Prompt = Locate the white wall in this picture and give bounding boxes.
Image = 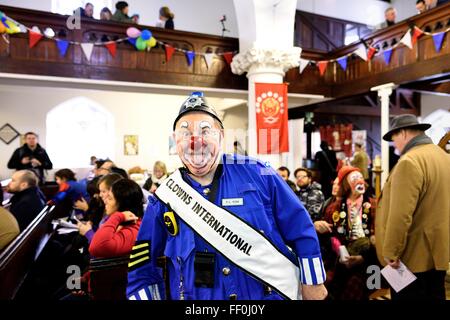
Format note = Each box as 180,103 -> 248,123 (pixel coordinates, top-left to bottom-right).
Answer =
297,0 -> 390,26
0,0 -> 239,37
420,93 -> 450,118
392,0 -> 420,22
0,83 -> 249,180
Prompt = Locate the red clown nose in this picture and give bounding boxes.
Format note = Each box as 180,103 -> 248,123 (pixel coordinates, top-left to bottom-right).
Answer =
190,136 -> 203,150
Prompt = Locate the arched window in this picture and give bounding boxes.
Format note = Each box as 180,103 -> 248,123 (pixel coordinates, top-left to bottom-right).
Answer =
46,97 -> 114,169
52,0 -> 112,19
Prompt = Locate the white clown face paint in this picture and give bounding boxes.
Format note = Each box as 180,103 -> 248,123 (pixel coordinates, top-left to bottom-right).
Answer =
348,171 -> 365,195
174,112 -> 223,177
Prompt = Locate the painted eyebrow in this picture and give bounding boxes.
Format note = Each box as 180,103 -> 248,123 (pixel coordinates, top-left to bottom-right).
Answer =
199,121 -> 212,129
179,121 -> 189,128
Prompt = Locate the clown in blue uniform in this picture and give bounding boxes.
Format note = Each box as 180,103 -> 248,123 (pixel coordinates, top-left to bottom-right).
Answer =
127,92 -> 327,300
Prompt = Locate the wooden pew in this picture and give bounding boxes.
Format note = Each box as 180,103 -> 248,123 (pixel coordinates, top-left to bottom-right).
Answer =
88,256 -> 170,300
0,198 -> 74,300
0,205 -> 54,299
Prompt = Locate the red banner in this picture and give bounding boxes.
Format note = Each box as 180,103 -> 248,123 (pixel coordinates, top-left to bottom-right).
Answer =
255,83 -> 289,154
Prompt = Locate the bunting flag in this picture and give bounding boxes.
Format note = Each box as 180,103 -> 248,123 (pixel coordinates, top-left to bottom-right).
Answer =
164,44 -> 175,62
105,42 -> 116,58
81,43 -> 94,61
255,82 -> 289,154
223,52 -> 233,65
317,61 -> 328,76
432,32 -> 445,52
354,46 -> 368,61
400,30 -> 413,49
383,48 -> 393,65
412,27 -> 424,45
56,39 -> 69,57
185,51 -> 195,66
299,58 -> 310,74
367,46 -> 377,60
337,56 -> 348,71
204,53 -> 214,69
29,30 -> 43,48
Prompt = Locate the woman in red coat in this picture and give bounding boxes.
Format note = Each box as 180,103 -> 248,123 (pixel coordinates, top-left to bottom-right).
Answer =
89,178 -> 144,258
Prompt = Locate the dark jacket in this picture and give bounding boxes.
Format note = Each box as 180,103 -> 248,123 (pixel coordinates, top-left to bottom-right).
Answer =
111,10 -> 134,23
9,186 -> 46,231
165,18 -> 174,30
7,144 -> 53,184
297,181 -> 325,221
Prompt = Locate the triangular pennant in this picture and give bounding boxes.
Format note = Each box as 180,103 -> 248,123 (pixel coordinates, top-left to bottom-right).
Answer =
367,46 -> 377,60
29,30 -> 43,49
223,52 -> 233,65
185,51 -> 195,66
354,46 -> 368,61
337,56 -> 348,71
383,48 -> 393,65
317,61 -> 328,76
165,44 -> 175,62
56,40 -> 69,57
400,30 -> 413,49
81,43 -> 94,61
204,53 -> 214,69
299,58 -> 310,74
412,27 -> 424,46
105,42 -> 116,58
432,32 -> 445,53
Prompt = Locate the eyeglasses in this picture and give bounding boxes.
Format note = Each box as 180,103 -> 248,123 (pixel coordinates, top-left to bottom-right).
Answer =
296,175 -> 308,179
175,128 -> 220,141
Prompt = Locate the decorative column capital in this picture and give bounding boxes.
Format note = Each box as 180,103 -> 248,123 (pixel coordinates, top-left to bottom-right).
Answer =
231,46 -> 302,76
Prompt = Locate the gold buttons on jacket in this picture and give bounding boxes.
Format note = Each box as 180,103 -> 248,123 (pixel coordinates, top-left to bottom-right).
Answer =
222,267 -> 231,276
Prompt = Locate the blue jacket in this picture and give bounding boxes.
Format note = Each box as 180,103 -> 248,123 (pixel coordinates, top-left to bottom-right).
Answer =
127,154 -> 325,300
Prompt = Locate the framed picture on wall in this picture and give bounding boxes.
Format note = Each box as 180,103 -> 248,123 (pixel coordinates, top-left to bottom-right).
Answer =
124,135 -> 139,156
0,123 -> 20,145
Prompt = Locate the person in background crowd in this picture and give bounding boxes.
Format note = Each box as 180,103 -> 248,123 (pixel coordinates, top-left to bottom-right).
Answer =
276,166 -> 297,193
89,179 -> 143,258
143,161 -> 168,193
294,168 -> 325,221
96,159 -> 115,176
6,170 -> 45,231
376,114 -> 450,300
110,166 -> 129,179
76,173 -> 124,241
416,0 -> 427,13
158,6 -> 174,30
111,1 -> 134,23
75,3 -> 94,19
100,7 -> 112,20
7,132 -> 53,185
314,141 -> 338,199
50,169 -> 89,209
131,13 -> 140,24
350,143 -> 369,181
323,166 -> 377,300
376,7 -> 397,29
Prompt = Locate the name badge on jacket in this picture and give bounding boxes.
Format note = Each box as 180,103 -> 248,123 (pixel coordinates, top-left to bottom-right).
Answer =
222,198 -> 244,206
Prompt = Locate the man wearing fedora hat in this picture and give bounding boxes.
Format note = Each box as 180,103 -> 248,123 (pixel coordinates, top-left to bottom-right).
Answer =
376,114 -> 450,300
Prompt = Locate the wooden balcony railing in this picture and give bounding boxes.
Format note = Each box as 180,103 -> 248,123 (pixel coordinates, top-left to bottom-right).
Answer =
0,5 -> 247,91
0,4 -> 449,99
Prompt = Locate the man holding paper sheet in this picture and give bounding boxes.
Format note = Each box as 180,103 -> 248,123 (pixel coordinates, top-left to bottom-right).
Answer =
127,92 -> 327,300
376,114 -> 450,300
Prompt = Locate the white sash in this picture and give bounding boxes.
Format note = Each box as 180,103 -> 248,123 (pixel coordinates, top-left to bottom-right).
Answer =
155,169 -> 300,300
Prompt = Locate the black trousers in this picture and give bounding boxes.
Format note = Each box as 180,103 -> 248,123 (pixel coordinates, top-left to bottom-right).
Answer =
390,269 -> 446,300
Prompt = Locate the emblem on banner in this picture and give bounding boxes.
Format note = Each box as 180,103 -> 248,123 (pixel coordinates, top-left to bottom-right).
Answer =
255,91 -> 285,124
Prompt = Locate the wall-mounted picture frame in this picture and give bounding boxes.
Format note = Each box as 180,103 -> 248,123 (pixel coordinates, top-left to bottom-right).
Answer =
0,123 -> 20,145
124,135 -> 139,156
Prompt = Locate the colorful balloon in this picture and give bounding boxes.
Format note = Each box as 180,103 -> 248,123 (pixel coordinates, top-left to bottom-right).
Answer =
135,36 -> 147,51
146,37 -> 157,48
126,27 -> 141,38
5,20 -> 20,34
141,29 -> 152,41
0,23 -> 6,34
